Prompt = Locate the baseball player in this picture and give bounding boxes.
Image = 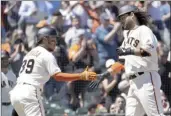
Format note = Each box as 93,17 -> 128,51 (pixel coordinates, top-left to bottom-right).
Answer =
9,27 -> 97,116
117,5 -> 165,116
1,50 -> 17,116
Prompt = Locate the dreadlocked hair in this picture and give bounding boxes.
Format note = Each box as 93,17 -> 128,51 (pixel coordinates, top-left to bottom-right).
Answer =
134,11 -> 150,26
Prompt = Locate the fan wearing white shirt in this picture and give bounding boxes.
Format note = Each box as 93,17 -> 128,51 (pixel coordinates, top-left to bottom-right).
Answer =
1,50 -> 17,116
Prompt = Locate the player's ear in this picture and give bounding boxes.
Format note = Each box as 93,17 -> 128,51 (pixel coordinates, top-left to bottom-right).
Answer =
41,37 -> 47,44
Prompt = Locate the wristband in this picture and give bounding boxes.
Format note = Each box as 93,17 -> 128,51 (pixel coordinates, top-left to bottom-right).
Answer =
100,71 -> 111,78
126,48 -> 134,55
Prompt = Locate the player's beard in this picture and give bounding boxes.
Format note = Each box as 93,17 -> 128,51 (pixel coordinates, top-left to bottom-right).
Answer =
48,48 -> 54,52
123,17 -> 134,30
47,40 -> 56,52
47,45 -> 55,52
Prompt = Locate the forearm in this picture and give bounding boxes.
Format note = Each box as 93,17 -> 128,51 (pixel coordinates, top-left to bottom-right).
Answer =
9,50 -> 18,61
101,71 -> 118,93
163,13 -> 171,21
117,47 -> 151,57
104,29 -> 117,42
133,48 -> 151,56
53,72 -> 80,81
72,47 -> 85,62
23,50 -> 28,54
104,23 -> 121,42
4,3 -> 17,14
91,53 -> 99,71
104,80 -> 117,93
100,70 -> 111,77
134,49 -> 143,56
165,13 -> 170,19
143,1 -> 150,12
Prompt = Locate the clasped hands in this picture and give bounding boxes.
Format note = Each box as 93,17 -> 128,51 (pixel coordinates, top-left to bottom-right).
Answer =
80,62 -> 124,81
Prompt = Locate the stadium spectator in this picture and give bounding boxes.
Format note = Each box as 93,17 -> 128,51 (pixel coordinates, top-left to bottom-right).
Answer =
160,1 -> 170,49
109,95 -> 125,114
93,12 -> 119,72
4,1 -> 21,33
87,103 -> 97,116
160,90 -> 171,114
157,42 -> 171,106
69,1 -> 89,28
10,39 -> 27,77
1,50 -> 17,116
100,59 -> 120,110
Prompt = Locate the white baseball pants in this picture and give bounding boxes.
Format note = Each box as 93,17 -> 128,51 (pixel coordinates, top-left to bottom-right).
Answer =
9,83 -> 45,116
126,71 -> 165,116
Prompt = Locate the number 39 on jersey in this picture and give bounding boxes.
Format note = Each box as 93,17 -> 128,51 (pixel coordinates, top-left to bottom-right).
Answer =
19,59 -> 35,74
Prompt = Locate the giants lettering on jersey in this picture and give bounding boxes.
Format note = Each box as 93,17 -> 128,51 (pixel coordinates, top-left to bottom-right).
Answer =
124,37 -> 140,48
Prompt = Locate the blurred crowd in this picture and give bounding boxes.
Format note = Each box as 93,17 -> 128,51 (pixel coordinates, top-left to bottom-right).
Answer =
1,1 -> 171,116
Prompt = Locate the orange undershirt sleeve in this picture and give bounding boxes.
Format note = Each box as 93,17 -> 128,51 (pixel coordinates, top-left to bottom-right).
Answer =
52,72 -> 81,81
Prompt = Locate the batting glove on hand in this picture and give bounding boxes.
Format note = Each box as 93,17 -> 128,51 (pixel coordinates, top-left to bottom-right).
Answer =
117,48 -> 134,56
108,62 -> 124,74
80,66 -> 97,81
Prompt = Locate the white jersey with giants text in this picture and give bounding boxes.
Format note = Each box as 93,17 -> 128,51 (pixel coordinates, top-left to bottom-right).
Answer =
120,25 -> 159,75
17,46 -> 61,88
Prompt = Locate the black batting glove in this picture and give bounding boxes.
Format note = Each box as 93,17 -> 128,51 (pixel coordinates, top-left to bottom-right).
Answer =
117,48 -> 134,56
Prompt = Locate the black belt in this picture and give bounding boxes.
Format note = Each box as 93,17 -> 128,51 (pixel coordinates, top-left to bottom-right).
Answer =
129,72 -> 144,80
23,82 -> 32,86
2,102 -> 11,106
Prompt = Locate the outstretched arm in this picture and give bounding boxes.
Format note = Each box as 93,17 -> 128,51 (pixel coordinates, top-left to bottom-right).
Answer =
52,67 -> 97,81
52,72 -> 82,81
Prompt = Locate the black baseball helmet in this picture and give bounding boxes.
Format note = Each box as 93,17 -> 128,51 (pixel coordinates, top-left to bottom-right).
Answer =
118,5 -> 138,19
1,50 -> 10,59
36,26 -> 60,43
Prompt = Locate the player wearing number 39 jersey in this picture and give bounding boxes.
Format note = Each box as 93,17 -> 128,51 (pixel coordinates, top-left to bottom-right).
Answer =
117,5 -> 165,116
9,27 -> 97,116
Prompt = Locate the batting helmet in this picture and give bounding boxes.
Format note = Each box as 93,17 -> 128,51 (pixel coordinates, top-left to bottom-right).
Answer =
37,27 -> 60,43
118,5 -> 138,18
1,50 -> 10,58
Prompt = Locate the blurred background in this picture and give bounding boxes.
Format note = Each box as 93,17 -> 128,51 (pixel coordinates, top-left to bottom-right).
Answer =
1,1 -> 171,116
